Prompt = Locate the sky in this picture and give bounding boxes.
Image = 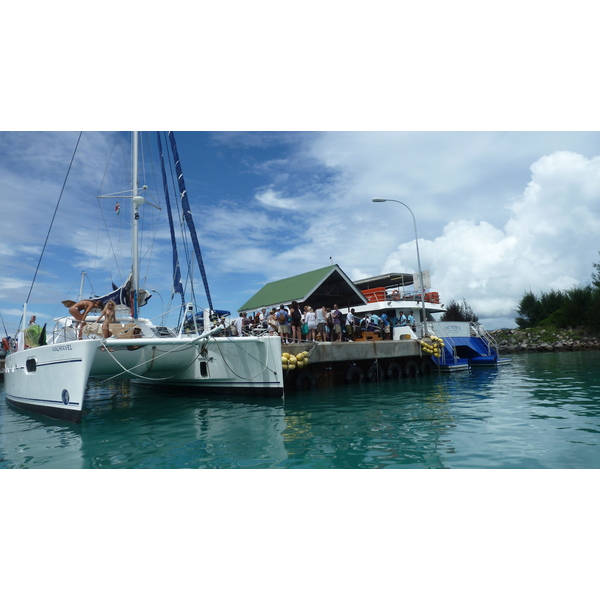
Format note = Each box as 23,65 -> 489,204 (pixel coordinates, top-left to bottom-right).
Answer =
1,130 -> 600,334
2,4 -> 599,337
4,3 -> 600,592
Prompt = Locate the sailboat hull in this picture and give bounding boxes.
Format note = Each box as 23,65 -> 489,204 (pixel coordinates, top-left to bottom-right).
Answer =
5,397 -> 85,423
134,335 -> 284,396
3,338 -> 178,421
4,340 -> 104,422
4,335 -> 284,421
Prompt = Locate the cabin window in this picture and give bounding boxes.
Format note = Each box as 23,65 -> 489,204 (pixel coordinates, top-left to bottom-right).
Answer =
26,358 -> 37,372
199,361 -> 208,377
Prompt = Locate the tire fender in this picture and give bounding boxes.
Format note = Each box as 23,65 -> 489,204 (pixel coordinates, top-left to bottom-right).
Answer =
404,360 -> 420,377
345,365 -> 364,384
295,371 -> 317,391
387,362 -> 403,379
367,363 -> 384,382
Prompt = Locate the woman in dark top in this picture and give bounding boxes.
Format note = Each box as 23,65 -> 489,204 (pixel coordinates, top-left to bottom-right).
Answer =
290,300 -> 302,344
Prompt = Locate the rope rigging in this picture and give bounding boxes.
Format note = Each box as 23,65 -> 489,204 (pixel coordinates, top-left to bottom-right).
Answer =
25,132 -> 83,304
168,131 -> 214,313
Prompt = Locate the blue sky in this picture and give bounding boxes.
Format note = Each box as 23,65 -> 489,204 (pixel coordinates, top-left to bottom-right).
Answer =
2,130 -> 600,335
4,2 -> 599,590
2,2 -> 599,337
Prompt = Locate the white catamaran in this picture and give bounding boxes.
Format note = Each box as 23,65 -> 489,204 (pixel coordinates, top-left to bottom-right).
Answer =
4,132 -> 283,422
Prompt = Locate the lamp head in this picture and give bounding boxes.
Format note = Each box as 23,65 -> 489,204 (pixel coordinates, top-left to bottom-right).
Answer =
372,198 -> 387,203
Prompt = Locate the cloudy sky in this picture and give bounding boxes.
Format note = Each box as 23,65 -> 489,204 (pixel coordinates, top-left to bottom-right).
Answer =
4,3 -> 599,587
1,130 -> 600,334
2,2 -> 599,336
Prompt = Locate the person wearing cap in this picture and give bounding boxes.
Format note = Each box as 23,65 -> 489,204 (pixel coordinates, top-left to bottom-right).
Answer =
258,307 -> 267,330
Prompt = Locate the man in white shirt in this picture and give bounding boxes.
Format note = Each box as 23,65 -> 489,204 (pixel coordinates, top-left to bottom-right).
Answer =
345,308 -> 357,340
234,313 -> 245,337
315,305 -> 327,341
257,307 -> 267,331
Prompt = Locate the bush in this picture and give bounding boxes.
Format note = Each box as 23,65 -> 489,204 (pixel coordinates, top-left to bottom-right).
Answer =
516,282 -> 600,332
441,298 -> 478,322
516,291 -> 539,328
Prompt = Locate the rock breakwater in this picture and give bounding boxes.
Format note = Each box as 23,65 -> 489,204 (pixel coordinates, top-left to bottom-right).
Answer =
490,327 -> 600,353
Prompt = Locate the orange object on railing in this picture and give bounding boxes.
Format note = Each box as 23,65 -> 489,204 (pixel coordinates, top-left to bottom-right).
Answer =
425,292 -> 440,304
362,287 -> 386,303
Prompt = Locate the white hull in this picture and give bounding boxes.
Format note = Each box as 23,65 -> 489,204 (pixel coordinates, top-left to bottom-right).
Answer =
5,339 -> 125,421
4,334 -> 284,422
134,335 -> 284,394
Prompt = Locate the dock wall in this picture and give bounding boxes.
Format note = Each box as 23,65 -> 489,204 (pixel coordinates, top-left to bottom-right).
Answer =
282,340 -> 434,390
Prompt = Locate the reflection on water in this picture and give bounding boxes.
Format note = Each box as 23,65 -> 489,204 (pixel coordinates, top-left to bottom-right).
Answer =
281,378 -> 456,469
2,350 -> 600,468
78,383 -> 289,469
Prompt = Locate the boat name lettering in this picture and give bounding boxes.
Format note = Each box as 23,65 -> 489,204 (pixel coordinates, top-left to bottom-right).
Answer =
53,344 -> 73,352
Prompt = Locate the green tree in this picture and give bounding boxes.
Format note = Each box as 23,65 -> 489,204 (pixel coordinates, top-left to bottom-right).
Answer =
514,250 -> 600,331
592,252 -> 600,290
539,290 -> 566,320
516,290 -> 540,328
441,298 -> 478,322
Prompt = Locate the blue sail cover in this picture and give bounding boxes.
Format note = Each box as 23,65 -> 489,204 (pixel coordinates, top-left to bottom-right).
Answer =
157,132 -> 185,301
168,131 -> 214,313
92,276 -> 150,309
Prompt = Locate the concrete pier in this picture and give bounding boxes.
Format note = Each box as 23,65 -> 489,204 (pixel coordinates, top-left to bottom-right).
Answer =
281,339 -> 434,390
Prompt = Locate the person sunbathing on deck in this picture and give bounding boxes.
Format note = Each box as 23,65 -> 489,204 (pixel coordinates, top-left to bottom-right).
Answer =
68,299 -> 104,339
96,300 -> 117,338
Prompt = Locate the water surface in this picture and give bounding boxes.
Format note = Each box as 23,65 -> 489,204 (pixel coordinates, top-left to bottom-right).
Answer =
2,351 -> 600,468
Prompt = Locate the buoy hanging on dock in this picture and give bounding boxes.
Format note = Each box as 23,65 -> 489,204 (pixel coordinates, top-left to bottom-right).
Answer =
282,350 -> 310,370
420,338 -> 444,356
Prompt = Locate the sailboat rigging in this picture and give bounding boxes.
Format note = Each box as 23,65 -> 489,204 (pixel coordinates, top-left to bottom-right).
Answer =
4,131 -> 283,422
156,132 -> 185,303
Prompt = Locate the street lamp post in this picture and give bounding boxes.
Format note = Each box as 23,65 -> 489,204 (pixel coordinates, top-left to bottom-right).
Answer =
151,289 -> 164,326
372,198 -> 427,335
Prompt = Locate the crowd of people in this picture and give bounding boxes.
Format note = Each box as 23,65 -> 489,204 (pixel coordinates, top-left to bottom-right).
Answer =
226,304 -> 417,344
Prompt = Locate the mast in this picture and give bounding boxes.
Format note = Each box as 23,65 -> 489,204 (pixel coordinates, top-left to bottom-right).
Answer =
77,271 -> 85,301
131,132 -> 142,318
168,131 -> 214,313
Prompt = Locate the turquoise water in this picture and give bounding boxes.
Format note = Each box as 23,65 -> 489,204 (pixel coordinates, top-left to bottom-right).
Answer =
1,350 -> 600,468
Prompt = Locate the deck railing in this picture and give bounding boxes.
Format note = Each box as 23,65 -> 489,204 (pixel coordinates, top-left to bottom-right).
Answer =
362,287 -> 441,304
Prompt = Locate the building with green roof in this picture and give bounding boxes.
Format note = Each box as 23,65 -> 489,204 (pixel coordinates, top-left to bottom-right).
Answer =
238,265 -> 368,313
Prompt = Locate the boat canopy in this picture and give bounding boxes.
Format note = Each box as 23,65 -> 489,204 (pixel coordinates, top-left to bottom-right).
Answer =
353,272 -> 415,291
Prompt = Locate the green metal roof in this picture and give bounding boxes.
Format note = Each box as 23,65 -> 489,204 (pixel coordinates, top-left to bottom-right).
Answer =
238,264 -> 368,313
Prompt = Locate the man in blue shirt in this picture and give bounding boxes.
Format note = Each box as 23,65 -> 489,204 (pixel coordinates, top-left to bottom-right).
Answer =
380,313 -> 391,339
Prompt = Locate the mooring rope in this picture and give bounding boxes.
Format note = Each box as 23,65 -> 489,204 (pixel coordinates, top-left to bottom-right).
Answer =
212,335 -> 277,381
99,336 -> 205,382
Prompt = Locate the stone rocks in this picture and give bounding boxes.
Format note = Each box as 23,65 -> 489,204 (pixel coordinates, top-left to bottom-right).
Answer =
489,327 -> 600,353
